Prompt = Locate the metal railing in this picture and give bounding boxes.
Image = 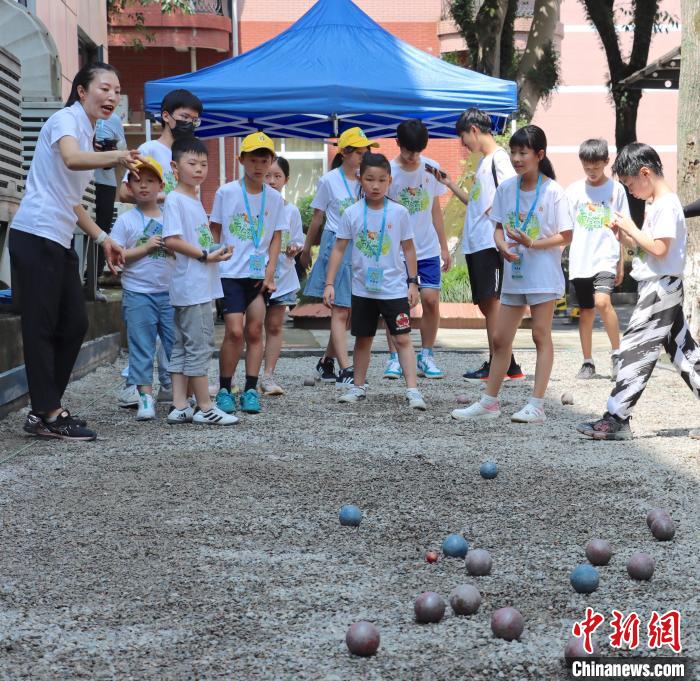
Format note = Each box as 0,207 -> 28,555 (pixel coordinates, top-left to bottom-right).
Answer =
192,0 -> 223,14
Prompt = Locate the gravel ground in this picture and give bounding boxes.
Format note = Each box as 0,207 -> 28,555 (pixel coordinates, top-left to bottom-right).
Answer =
0,347 -> 698,681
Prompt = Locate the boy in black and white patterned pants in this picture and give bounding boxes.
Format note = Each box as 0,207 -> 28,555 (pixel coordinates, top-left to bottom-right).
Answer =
578,143 -> 700,440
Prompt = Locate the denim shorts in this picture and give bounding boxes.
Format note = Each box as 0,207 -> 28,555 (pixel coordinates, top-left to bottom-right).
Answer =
269,290 -> 298,306
500,291 -> 559,307
304,228 -> 352,308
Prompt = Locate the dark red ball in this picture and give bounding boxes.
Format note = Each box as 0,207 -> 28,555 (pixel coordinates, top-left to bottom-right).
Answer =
585,539 -> 613,566
646,508 -> 670,529
650,516 -> 675,541
491,607 -> 524,641
414,592 -> 446,624
564,636 -> 599,665
345,621 -> 380,657
425,550 -> 439,564
626,552 -> 655,581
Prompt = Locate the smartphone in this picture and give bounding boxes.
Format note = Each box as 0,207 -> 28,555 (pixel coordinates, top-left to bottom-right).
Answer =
425,162 -> 446,179
208,243 -> 222,253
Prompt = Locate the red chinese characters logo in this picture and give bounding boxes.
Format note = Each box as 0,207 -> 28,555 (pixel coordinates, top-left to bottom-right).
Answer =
572,608 -> 605,654
609,610 -> 641,650
647,610 -> 682,653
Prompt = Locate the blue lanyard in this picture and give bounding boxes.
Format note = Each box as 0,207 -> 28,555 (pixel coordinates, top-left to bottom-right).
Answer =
363,197 -> 388,262
338,168 -> 359,203
136,207 -> 162,237
241,179 -> 266,250
514,174 -> 542,233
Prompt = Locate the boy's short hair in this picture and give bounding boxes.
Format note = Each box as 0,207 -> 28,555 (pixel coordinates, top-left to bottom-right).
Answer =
455,108 -> 492,135
612,142 -> 664,178
578,138 -> 609,163
161,89 -> 203,116
396,119 -> 429,153
360,152 -> 391,176
239,148 -> 275,160
171,136 -> 208,163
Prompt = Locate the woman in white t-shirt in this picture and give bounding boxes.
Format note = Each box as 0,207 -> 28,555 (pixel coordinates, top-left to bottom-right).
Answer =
9,63 -> 140,441
451,125 -> 573,424
300,127 -> 377,388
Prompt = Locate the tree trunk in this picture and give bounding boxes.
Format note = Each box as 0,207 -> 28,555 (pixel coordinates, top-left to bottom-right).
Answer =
515,0 -> 561,119
677,0 -> 700,334
474,0 -> 510,76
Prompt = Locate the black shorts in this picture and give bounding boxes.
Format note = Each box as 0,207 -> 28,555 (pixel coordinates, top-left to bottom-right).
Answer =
464,248 -> 503,304
351,295 -> 411,337
221,278 -> 269,314
570,272 -> 615,309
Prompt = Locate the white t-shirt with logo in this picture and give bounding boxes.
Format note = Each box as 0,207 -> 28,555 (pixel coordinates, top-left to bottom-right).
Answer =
462,147 -> 516,255
311,168 -> 361,233
162,191 -> 222,307
567,178 -> 630,279
337,199 -> 414,300
124,139 -> 176,195
631,193 -> 687,282
388,156 -> 446,261
210,180 -> 286,280
490,176 -> 573,295
11,102 -> 95,249
272,202 -> 304,300
110,207 -> 173,294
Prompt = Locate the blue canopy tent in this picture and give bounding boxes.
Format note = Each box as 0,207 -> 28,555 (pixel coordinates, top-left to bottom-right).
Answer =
144,0 -> 517,139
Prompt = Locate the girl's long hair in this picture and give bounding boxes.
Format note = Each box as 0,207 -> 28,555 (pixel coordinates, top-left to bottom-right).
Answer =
509,125 -> 555,180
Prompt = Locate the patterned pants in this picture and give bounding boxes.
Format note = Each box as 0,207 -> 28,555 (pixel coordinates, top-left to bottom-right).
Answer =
607,276 -> 700,419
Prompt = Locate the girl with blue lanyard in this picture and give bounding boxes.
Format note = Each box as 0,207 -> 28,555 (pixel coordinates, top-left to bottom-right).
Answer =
451,125 -> 573,424
300,127 -> 377,388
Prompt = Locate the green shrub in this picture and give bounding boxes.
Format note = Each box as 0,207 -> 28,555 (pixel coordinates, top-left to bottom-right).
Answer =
440,264 -> 472,303
296,195 -> 318,234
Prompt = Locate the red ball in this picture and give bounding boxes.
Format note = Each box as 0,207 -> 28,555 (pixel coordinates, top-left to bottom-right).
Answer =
585,539 -> 613,566
650,516 -> 675,541
646,508 -> 670,529
564,636 -> 599,665
449,584 -> 481,616
345,621 -> 380,657
425,550 -> 439,564
414,592 -> 446,624
491,607 -> 524,641
465,548 -> 492,576
626,552 -> 655,581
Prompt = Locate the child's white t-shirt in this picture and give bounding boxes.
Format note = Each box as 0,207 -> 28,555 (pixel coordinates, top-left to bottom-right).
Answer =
110,207 -> 172,294
337,199 -> 414,300
210,180 -> 286,280
124,139 -> 176,194
567,178 -> 630,279
462,147 -> 516,255
162,191 -> 223,307
311,168 -> 361,233
272,202 -> 304,300
631,193 -> 686,281
490,176 -> 573,295
388,156 -> 446,261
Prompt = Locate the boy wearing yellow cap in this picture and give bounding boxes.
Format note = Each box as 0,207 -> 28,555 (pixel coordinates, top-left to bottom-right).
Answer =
209,132 -> 286,415
300,127 -> 378,388
111,157 -> 175,420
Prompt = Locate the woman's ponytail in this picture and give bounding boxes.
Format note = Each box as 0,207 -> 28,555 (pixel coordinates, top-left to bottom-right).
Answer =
65,62 -> 119,108
331,153 -> 344,170
538,157 -> 556,180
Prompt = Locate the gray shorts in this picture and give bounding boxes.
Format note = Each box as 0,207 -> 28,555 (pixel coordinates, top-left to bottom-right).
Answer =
500,291 -> 559,307
168,302 -> 215,377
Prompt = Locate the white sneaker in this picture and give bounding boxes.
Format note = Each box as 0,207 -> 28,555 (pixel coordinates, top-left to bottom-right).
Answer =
383,356 -> 402,379
193,406 -> 239,425
451,400 -> 501,420
511,402 -> 546,423
260,375 -> 285,396
338,385 -> 366,403
117,383 -> 140,408
156,385 -> 173,403
136,393 -> 156,421
406,388 -> 427,410
167,405 -> 194,424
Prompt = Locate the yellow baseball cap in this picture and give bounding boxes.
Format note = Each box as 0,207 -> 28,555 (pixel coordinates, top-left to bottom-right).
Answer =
133,156 -> 164,182
240,131 -> 275,154
336,126 -> 379,149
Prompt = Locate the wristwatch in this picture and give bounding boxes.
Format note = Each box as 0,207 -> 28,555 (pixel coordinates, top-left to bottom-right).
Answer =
198,249 -> 208,263
406,276 -> 419,285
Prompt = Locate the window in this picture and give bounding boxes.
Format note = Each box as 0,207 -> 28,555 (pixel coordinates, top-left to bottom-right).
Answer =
273,138 -> 327,205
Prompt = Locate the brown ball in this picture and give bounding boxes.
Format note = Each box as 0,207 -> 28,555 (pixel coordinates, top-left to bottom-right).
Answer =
561,392 -> 574,405
585,539 -> 613,566
449,584 -> 481,616
345,621 -> 380,657
491,606 -> 524,641
564,636 -> 599,665
646,508 -> 670,529
626,552 -> 655,581
414,592 -> 446,624
650,516 -> 675,541
465,548 -> 492,576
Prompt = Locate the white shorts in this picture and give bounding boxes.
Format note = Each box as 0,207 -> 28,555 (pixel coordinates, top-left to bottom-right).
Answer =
500,292 -> 559,307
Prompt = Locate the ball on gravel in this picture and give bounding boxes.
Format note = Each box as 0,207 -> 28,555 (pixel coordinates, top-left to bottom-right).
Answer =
456,394 -> 470,404
449,584 -> 481,616
338,504 -> 363,527
646,508 -> 671,529
414,591 -> 446,624
564,636 -> 599,664
570,564 -> 600,594
650,516 -> 676,541
303,377 -> 316,387
479,461 -> 498,479
465,548 -> 492,576
561,392 -> 574,405
585,539 -> 613,566
345,621 -> 380,657
627,552 -> 655,581
491,607 -> 524,641
425,550 -> 439,564
442,533 -> 469,558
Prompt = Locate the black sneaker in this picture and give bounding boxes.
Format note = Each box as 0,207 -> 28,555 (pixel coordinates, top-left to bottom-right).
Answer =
576,412 -> 632,441
23,411 -> 45,435
35,410 -> 97,442
506,356 -> 525,381
336,366 -> 354,389
316,356 -> 337,383
463,360 -> 490,382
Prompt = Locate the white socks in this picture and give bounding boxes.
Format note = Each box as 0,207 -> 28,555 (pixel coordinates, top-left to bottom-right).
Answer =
528,396 -> 544,409
480,394 -> 499,407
